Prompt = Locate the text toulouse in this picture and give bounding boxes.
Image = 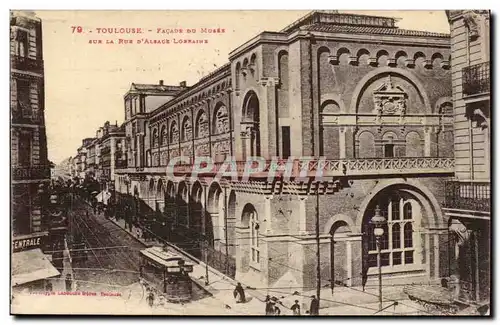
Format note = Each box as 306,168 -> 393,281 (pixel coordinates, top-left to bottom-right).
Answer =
93,27 -> 225,34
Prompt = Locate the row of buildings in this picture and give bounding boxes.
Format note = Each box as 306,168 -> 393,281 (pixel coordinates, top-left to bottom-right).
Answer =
67,121 -> 126,192
67,10 -> 490,307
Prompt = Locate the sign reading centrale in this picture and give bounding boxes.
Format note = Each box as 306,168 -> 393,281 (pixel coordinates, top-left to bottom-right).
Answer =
12,233 -> 48,253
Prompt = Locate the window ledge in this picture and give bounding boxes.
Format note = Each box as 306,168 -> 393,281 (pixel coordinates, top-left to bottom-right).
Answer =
367,263 -> 425,276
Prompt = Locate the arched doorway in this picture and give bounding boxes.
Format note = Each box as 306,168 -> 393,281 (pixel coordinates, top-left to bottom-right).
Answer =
207,182 -> 223,248
173,181 -> 190,251
148,178 -> 155,207
240,203 -> 259,274
241,91 -> 260,159
329,220 -> 352,288
227,190 -> 236,257
189,181 -> 203,259
156,179 -> 164,211
361,186 -> 426,286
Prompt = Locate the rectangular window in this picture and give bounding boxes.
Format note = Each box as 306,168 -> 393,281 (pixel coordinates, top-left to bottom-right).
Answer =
17,79 -> 31,115
393,252 -> 402,265
404,251 -> 414,264
15,29 -> 29,57
384,144 -> 395,158
18,133 -> 31,166
281,126 -> 291,159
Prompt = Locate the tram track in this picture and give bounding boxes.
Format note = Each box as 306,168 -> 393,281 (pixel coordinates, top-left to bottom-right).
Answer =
67,196 -> 211,302
69,199 -> 144,287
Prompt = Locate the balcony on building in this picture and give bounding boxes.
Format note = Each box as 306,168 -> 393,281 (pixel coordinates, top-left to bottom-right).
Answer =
11,108 -> 43,125
462,61 -> 490,99
10,55 -> 44,74
151,156 -> 455,179
444,180 -> 490,217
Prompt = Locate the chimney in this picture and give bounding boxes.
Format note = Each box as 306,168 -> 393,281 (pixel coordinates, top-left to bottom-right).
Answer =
159,80 -> 164,86
179,81 -> 187,87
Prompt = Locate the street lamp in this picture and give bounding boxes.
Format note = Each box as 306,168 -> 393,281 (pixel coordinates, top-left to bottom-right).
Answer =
370,205 -> 386,312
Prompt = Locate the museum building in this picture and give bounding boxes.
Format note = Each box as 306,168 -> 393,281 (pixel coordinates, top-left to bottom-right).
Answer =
115,11 -> 455,291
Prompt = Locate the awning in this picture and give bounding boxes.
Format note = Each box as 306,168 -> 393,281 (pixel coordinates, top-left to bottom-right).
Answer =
12,248 -> 61,286
95,191 -> 111,204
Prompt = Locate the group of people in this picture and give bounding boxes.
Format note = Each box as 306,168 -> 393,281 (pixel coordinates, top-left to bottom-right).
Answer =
234,282 -> 320,316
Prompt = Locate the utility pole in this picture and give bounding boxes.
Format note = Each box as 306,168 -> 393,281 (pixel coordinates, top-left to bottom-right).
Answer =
315,181 -> 321,312
223,185 -> 229,275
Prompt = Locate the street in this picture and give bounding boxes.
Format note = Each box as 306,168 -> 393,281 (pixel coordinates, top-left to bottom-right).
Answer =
67,196 -> 209,302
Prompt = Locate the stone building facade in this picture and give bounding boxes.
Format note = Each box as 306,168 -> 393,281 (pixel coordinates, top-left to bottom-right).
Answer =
115,11 -> 454,291
444,10 -> 490,305
10,11 -> 50,236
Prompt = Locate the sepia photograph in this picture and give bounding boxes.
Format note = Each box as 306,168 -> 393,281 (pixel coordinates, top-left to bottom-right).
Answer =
9,9 -> 491,316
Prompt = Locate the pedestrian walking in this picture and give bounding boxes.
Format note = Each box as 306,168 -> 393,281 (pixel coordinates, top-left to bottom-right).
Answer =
65,274 -> 72,292
291,300 -> 301,316
45,281 -> 53,292
146,291 -> 155,307
233,282 -> 246,303
273,302 -> 281,316
309,295 -> 319,316
265,295 -> 273,315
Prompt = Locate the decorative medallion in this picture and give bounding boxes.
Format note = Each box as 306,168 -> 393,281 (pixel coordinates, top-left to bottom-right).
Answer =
372,75 -> 408,122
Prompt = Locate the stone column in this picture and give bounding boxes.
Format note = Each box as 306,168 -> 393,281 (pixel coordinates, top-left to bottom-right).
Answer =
346,240 -> 353,286
349,235 -> 363,286
240,127 -> 252,161
298,197 -> 308,235
235,227 -> 250,279
339,127 -> 346,159
424,127 -> 432,157
259,78 -> 279,158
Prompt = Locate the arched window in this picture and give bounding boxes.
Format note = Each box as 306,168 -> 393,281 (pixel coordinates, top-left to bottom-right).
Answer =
152,128 -> 159,148
160,125 -> 167,146
213,105 -> 229,135
195,110 -> 209,138
181,116 -> 192,141
250,211 -> 260,264
367,197 -> 416,268
169,121 -> 179,144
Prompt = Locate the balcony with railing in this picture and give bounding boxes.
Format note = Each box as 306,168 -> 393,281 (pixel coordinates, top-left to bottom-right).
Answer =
136,157 -> 455,178
10,55 -> 44,74
12,165 -> 51,181
463,62 -> 490,97
11,108 -> 43,125
444,180 -> 490,214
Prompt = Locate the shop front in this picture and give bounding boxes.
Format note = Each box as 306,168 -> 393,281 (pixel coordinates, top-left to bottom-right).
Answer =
12,233 -> 60,294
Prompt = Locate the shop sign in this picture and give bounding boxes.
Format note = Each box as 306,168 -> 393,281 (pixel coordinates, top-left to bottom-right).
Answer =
12,233 -> 47,253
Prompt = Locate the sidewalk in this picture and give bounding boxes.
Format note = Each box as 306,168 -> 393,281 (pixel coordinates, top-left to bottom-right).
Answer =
50,237 -> 76,292
106,213 -> 424,316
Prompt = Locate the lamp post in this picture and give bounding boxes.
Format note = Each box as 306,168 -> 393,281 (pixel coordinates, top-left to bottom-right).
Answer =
370,205 -> 386,312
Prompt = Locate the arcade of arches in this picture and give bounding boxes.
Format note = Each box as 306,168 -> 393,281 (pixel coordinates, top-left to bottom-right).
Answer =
115,176 -> 449,290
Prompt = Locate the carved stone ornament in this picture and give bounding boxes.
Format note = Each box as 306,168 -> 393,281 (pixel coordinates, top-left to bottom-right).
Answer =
463,11 -> 480,40
372,75 -> 408,118
449,219 -> 471,247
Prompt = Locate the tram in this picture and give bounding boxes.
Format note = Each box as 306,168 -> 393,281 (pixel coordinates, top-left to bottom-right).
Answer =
139,246 -> 194,303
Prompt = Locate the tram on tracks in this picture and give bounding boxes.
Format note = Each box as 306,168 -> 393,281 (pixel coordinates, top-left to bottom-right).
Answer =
139,246 -> 194,303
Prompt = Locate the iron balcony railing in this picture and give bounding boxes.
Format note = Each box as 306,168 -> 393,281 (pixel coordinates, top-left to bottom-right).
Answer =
10,55 -> 44,74
130,157 -> 454,178
463,61 -> 490,97
11,109 -> 43,125
444,180 -> 490,213
12,165 -> 51,181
